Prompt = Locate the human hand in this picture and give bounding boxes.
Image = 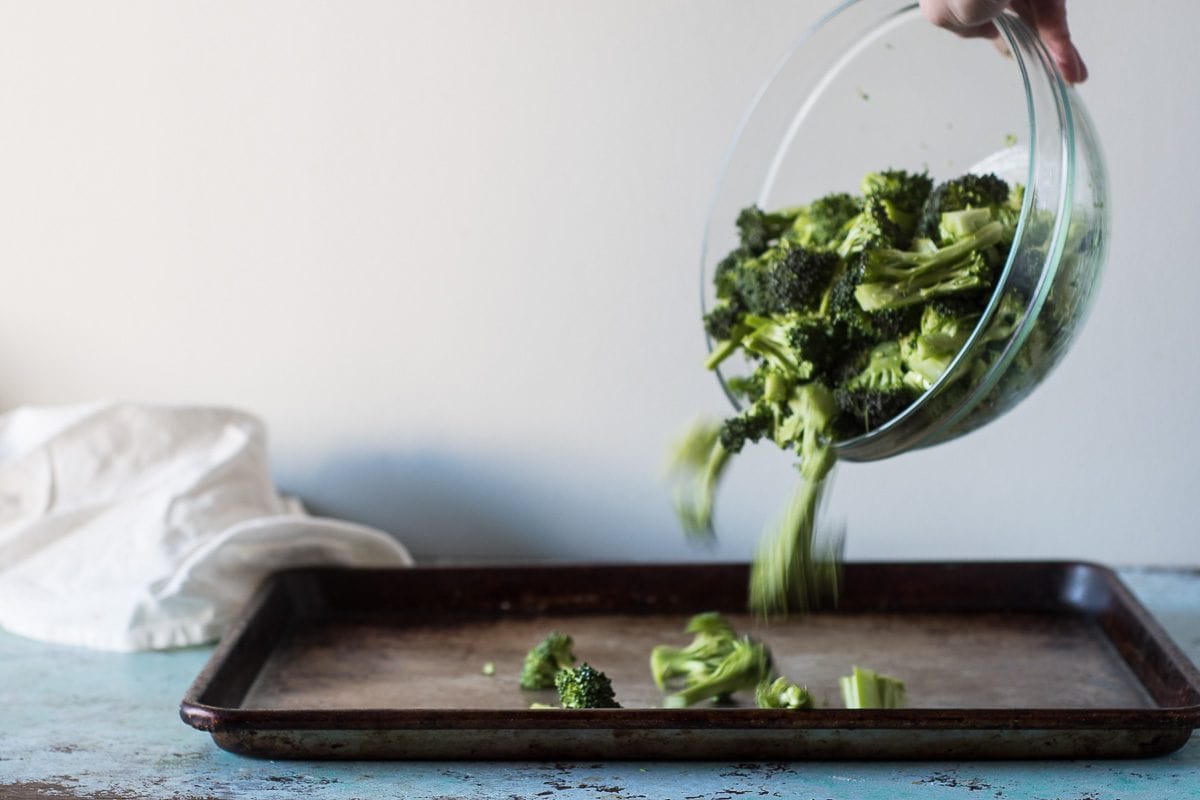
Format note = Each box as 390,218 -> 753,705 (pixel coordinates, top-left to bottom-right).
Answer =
919,0 -> 1088,83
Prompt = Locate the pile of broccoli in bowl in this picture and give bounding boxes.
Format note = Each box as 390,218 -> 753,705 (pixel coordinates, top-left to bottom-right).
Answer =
672,166 -> 1103,617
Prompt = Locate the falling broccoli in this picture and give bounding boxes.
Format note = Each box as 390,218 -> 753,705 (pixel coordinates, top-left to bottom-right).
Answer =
672,168 -> 1034,616
519,631 -> 577,690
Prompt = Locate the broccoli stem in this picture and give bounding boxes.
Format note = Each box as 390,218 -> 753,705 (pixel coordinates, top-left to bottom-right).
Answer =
839,666 -> 907,709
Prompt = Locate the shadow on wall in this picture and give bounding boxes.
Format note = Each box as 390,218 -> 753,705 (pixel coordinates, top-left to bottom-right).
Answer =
274,448 -> 676,564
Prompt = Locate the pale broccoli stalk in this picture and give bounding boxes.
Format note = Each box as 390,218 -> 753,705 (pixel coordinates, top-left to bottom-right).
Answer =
839,665 -> 907,709
519,632 -> 576,690
755,676 -> 814,710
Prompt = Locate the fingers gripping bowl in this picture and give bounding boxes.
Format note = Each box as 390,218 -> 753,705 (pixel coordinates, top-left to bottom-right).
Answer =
700,0 -> 1108,462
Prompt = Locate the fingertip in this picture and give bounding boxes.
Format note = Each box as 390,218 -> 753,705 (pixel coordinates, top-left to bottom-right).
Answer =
1059,45 -> 1088,84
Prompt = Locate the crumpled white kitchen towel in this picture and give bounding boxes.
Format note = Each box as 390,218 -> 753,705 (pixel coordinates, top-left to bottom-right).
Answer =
0,401 -> 411,651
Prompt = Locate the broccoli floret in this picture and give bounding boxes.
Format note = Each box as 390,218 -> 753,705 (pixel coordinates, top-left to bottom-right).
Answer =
713,246 -> 750,300
859,169 -> 933,246
736,205 -> 801,255
666,421 -> 730,538
756,676 -> 814,710
729,243 -> 839,317
853,221 -> 1005,312
861,169 -> 934,214
916,173 -> 1011,243
839,666 -> 906,709
789,192 -> 861,250
899,301 -> 986,392
649,611 -> 738,691
703,301 -> 746,342
834,341 -> 919,434
837,196 -> 906,257
663,636 -> 773,708
828,261 -> 920,343
719,408 -> 772,454
555,663 -> 621,709
519,632 -> 577,690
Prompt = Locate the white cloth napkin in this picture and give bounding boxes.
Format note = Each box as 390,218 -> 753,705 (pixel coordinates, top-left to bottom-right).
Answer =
0,401 -> 411,651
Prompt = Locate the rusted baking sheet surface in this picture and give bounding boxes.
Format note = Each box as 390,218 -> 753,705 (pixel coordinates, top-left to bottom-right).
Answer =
180,562 -> 1200,760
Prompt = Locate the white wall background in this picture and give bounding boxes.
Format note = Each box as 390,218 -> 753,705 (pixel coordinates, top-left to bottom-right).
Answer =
1,1 -> 1196,566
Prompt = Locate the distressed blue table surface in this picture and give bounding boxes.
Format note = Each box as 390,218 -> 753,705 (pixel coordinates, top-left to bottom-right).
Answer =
2,568 -> 1199,800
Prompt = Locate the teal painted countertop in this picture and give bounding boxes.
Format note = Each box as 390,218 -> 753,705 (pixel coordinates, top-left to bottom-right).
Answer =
2,567 -> 1198,799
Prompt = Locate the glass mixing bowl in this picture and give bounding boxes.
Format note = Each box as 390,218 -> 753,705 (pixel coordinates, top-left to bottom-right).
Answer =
700,0 -> 1108,462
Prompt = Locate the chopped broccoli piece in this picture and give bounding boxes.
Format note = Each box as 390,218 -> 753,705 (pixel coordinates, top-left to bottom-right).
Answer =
663,636 -> 773,708
755,676 -> 814,710
837,196 -> 906,257
737,205 -> 801,255
555,663 -> 621,709
916,173 -> 1011,243
649,611 -> 739,691
834,341 -> 919,434
853,221 -> 1004,312
519,631 -> 577,690
788,192 -> 861,250
839,666 -> 907,709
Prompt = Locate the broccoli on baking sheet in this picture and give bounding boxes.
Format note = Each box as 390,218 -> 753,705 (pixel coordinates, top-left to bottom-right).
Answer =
555,663 -> 621,709
840,665 -> 907,709
650,612 -> 773,708
672,168 -> 1039,617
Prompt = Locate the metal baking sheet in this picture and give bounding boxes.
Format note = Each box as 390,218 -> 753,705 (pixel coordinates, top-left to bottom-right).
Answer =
179,562 -> 1200,760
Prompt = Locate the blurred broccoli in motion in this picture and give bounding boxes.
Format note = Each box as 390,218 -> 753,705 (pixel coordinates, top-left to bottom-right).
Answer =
519,631 -> 577,690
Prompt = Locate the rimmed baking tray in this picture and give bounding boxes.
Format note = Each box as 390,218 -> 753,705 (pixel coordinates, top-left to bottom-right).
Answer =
180,562 -> 1200,759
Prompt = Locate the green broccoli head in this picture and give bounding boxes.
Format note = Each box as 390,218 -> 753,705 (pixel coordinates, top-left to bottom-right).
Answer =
736,205 -> 801,255
702,301 -> 746,342
718,407 -> 772,455
917,173 -> 1011,243
861,169 -> 934,214
837,196 -> 907,257
833,341 -> 919,435
519,631 -> 577,690
729,244 -> 838,317
828,259 -> 921,343
789,192 -> 861,250
555,663 -> 621,709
